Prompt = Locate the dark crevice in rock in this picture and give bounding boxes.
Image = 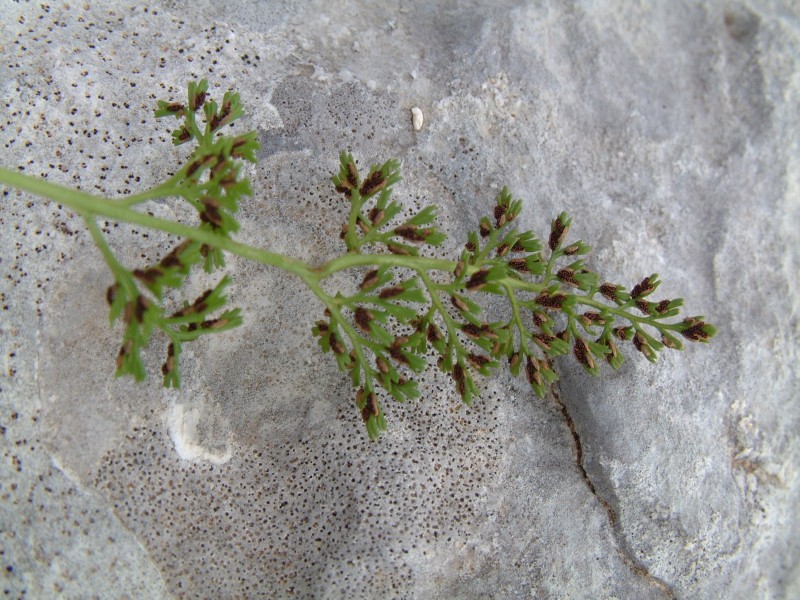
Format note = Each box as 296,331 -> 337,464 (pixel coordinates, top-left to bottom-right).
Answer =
550,383 -> 676,600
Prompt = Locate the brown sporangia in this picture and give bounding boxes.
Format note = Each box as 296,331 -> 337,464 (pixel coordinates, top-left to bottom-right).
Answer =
379,286 -> 405,299
452,362 -> 467,397
557,268 -> 579,287
387,243 -> 411,256
198,316 -> 232,330
600,282 -> 622,302
210,155 -> 228,179
124,295 -> 150,324
376,356 -> 390,374
164,102 -> 185,115
467,353 -> 491,370
573,337 -> 595,370
368,207 -> 385,225
354,307 -> 373,333
230,136 -> 249,158
525,356 -> 544,387
479,219 -> 491,238
450,294 -> 469,313
219,172 -> 237,189
535,291 -> 567,310
636,300 -> 651,315
633,332 -> 655,360
580,311 -> 606,326
346,161 -> 359,189
386,346 -> 405,368
361,391 -> 379,422
549,216 -> 569,251
106,283 -> 119,306
116,339 -> 134,370
209,99 -> 232,132
604,338 -> 620,364
359,269 -> 380,290
162,342 -> 176,377
494,204 -> 507,228
175,126 -> 192,144
334,183 -> 353,198
200,197 -> 223,228
533,332 -> 557,351
661,334 -> 678,350
355,388 -> 379,422
426,323 -> 444,343
615,326 -> 633,341
630,276 -> 656,299
191,89 -> 207,111
532,311 -> 549,328
359,170 -> 386,196
466,269 -> 490,291
508,258 -> 530,273
186,154 -> 215,178
454,261 -> 466,278
394,225 -> 425,243
680,317 -> 713,342
461,322 -> 497,340
511,239 -> 526,253
654,299 -> 672,315
160,240 -> 193,269
329,332 -> 346,355
171,288 -> 212,318
133,266 -> 164,287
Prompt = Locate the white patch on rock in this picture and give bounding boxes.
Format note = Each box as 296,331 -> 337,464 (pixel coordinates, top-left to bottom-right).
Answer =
411,106 -> 424,131
166,404 -> 231,465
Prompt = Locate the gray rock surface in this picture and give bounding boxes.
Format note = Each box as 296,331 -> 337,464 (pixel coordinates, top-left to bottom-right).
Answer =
1,1 -> 798,598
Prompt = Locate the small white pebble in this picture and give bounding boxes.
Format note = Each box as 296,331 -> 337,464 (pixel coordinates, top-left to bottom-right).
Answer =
411,106 -> 424,131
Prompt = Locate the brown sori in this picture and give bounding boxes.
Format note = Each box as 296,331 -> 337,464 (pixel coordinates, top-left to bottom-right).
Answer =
354,307 -> 373,333
452,363 -> 466,396
379,286 -> 405,299
394,225 -> 424,242
162,342 -> 176,376
427,323 -> 444,343
359,171 -> 386,196
535,292 -> 567,310
466,269 -> 489,290
630,276 -> 655,299
508,258 -> 530,272
360,269 -> 380,290
600,283 -> 620,302
573,337 -> 595,370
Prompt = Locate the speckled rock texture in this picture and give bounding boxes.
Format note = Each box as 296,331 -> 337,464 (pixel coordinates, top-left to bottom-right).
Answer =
1,1 -> 798,598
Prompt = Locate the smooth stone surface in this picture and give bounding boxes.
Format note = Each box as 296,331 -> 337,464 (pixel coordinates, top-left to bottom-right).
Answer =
1,1 -> 798,598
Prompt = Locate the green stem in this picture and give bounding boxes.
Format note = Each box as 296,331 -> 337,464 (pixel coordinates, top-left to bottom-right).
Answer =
577,295 -> 658,329
0,167 -> 313,277
0,168 -> 461,286
82,216 -> 138,297
345,190 -> 365,251
315,252 -> 456,279
503,282 -> 530,354
113,176 -> 183,207
418,270 -> 468,360
498,276 -> 547,295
